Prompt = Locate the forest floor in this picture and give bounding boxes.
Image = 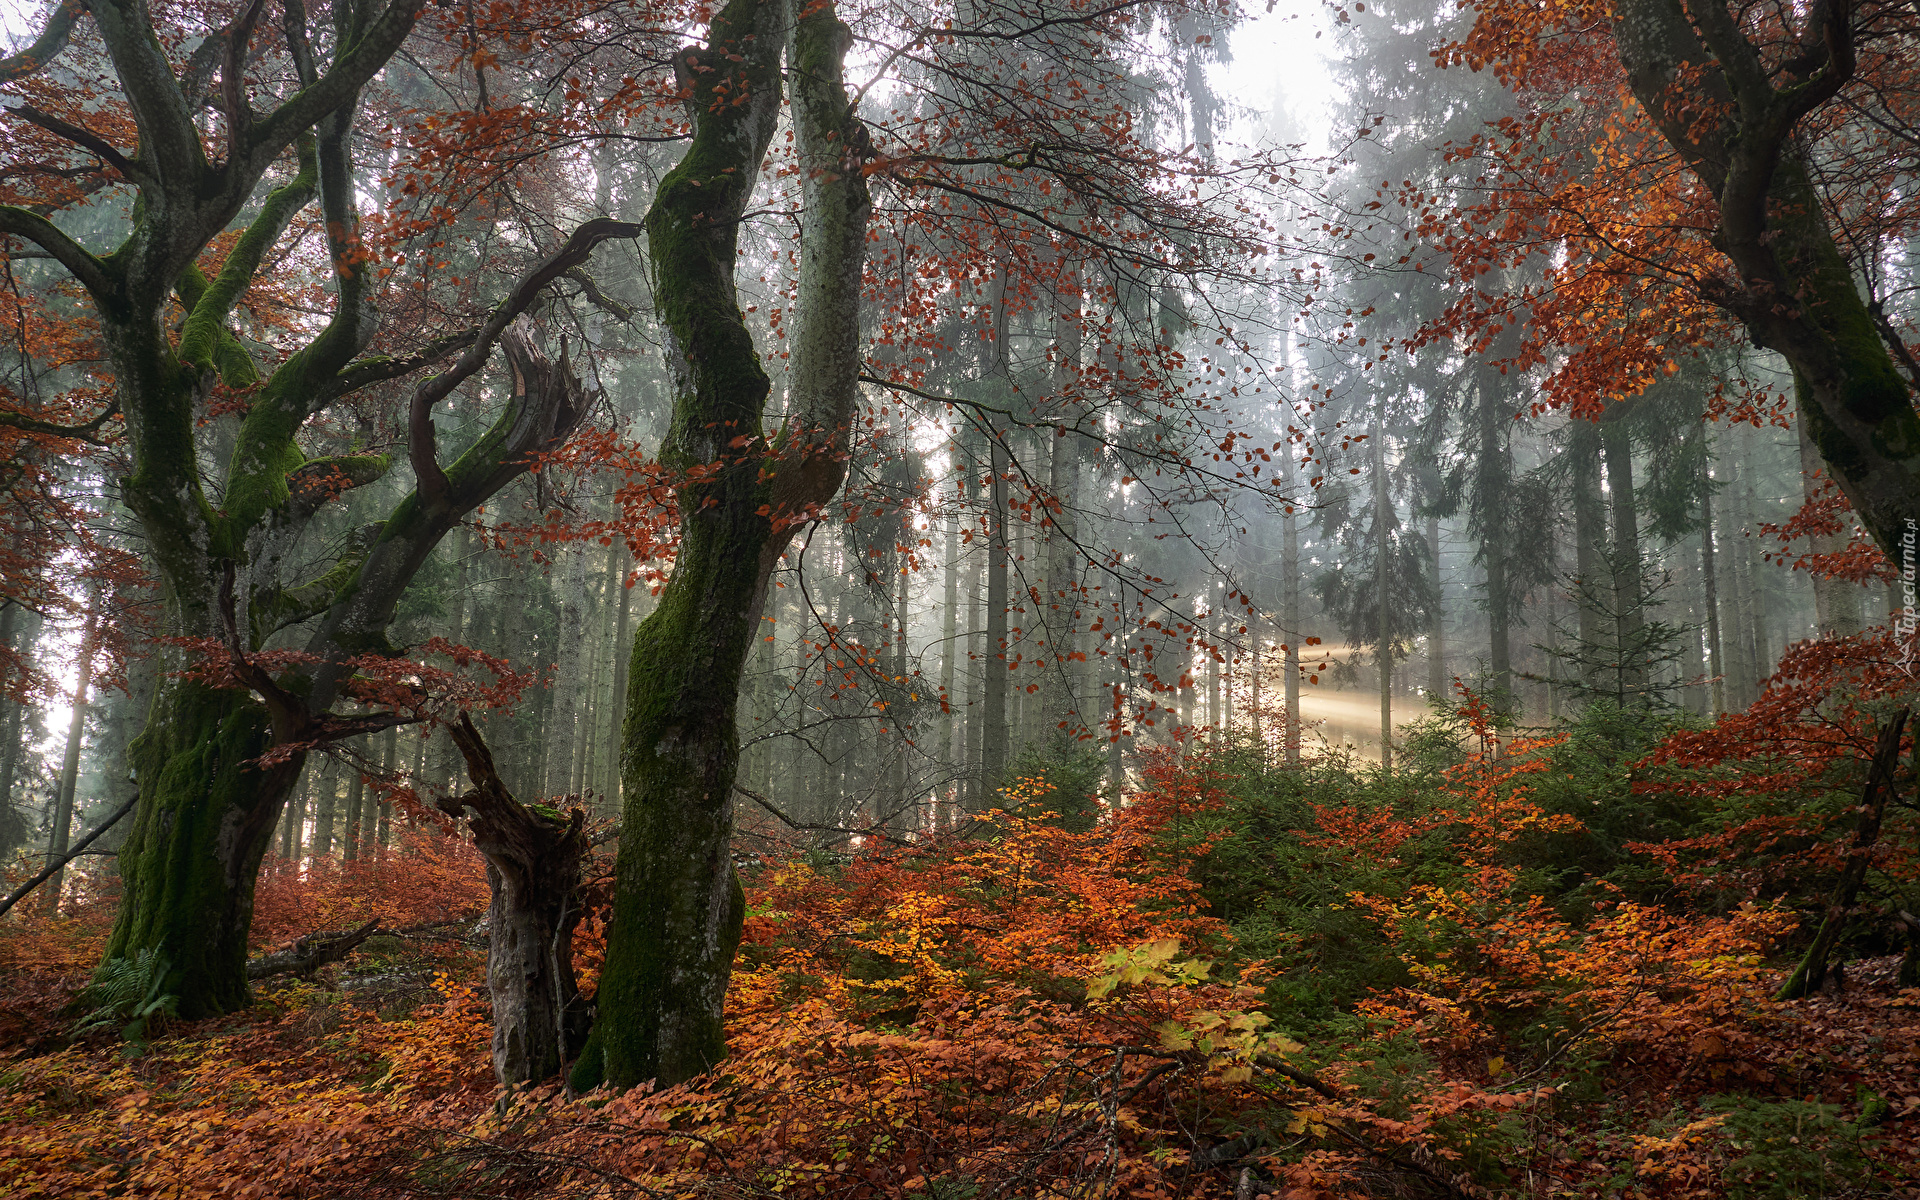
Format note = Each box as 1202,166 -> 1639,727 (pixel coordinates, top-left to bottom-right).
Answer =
2,749 -> 1919,1199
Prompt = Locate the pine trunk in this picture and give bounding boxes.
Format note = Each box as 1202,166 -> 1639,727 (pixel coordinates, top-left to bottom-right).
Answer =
1374,408 -> 1392,770
1701,440 -> 1727,715
44,616 -> 96,914
1570,424 -> 1608,693
982,434 -> 1011,794
1602,419 -> 1649,703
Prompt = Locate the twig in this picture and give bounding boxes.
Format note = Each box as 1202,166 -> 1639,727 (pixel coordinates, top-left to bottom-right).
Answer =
733,784 -> 916,846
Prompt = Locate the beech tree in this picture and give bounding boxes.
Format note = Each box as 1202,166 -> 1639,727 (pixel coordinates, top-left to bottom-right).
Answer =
1438,0 -> 1920,560
0,0 -> 640,1016
568,0 -> 871,1089
579,0 -> 1304,1086
1606,0 -> 1920,558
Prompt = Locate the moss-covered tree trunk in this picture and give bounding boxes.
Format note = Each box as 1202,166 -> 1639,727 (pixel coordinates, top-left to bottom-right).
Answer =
107,680 -> 299,1016
573,0 -> 870,1091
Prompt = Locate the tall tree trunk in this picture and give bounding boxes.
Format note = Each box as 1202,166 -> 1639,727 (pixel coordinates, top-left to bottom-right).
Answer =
1477,380 -> 1513,711
1678,549 -> 1709,716
1283,467 -> 1302,766
1206,595 -> 1222,736
558,548 -> 591,797
940,510 -> 959,814
44,615 -> 97,915
888,553 -> 911,830
982,431 -> 1011,794
342,746 -> 366,862
607,540 -> 634,807
1374,405 -> 1393,770
1426,515 -> 1445,700
1038,425 -> 1082,740
376,725 -> 397,855
1730,433 -> 1773,699
576,0 -> 869,1091
438,527 -> 474,797
1701,437 -> 1727,716
0,606 -> 27,840
1570,423 -> 1609,694
277,771 -> 303,864
312,760 -> 339,865
1602,418 -> 1649,704
967,517 -> 986,805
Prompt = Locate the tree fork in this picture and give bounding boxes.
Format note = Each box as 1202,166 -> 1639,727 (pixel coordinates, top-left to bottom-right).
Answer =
576,0 -> 870,1091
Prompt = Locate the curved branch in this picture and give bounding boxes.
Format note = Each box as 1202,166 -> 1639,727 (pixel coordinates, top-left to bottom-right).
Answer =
3,102 -> 141,181
0,398 -> 119,444
330,330 -> 480,398
407,217 -> 642,505
0,0 -> 84,85
0,203 -> 111,295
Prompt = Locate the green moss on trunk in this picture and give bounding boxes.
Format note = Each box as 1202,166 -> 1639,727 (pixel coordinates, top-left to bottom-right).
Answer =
102,677 -> 301,1018
570,0 -> 783,1092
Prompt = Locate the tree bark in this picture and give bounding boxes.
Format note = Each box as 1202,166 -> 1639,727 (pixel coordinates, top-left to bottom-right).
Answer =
575,0 -> 870,1091
342,750 -> 365,862
967,522 -> 985,800
1477,380 -> 1513,713
1426,515 -> 1444,700
1570,423 -> 1609,693
439,714 -> 589,1087
0,604 -> 28,846
312,759 -> 339,865
1701,437 -> 1727,716
982,431 -> 1012,792
607,540 -> 634,808
1283,454 -> 1302,766
940,510 -> 960,813
1602,417 -> 1649,704
1374,403 -> 1393,770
